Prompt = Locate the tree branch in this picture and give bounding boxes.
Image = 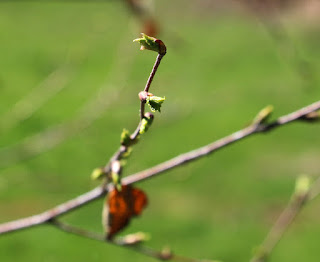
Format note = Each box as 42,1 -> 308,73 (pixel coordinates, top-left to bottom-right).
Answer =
132,53 -> 164,140
0,100 -> 319,235
50,219 -> 210,262
250,175 -> 317,262
103,53 -> 165,176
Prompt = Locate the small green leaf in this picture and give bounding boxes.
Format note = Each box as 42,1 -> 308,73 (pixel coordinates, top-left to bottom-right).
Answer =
147,95 -> 165,112
133,33 -> 166,55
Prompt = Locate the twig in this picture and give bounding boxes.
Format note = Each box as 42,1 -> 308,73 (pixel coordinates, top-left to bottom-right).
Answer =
250,196 -> 308,262
133,53 -> 164,137
50,219 -> 106,242
124,100 -> 320,185
50,219 -> 205,262
0,100 -> 319,235
250,175 -> 315,262
0,186 -> 105,235
104,53 -> 165,174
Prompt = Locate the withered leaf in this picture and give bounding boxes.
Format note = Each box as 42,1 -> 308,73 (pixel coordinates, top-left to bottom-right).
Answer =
103,185 -> 148,240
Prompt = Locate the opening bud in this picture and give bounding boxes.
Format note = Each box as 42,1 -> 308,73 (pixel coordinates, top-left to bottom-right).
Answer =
133,33 -> 167,55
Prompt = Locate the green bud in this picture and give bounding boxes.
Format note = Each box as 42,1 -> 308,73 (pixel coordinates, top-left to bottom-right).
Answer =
133,33 -> 167,55
295,174 -> 311,197
146,95 -> 165,112
120,128 -> 131,146
160,246 -> 173,260
139,113 -> 154,134
111,161 -> 122,191
119,232 -> 151,245
91,167 -> 105,180
253,105 -> 274,125
112,172 -> 122,191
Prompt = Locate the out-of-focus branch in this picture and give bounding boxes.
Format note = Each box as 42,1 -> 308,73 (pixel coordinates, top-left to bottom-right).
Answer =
0,64 -> 73,132
250,175 -> 318,262
124,0 -> 158,37
50,219 -> 217,262
0,28 -> 135,169
0,100 -> 319,235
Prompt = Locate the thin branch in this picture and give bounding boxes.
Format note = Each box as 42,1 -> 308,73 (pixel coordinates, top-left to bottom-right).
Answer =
124,101 -> 320,185
250,196 -> 308,262
0,186 -> 106,235
250,175 -> 318,262
132,53 -> 164,138
0,100 -> 319,235
50,219 -> 206,262
144,54 -> 164,93
50,219 -> 106,242
104,53 -> 165,174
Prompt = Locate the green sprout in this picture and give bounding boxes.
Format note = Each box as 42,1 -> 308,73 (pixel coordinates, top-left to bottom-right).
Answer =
133,33 -> 167,55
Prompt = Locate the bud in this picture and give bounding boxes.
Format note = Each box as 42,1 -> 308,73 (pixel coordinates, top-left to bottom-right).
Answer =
119,232 -> 150,245
111,160 -> 122,191
91,167 -> 105,180
294,174 -> 311,197
120,128 -> 131,146
253,105 -> 274,125
139,112 -> 154,134
133,33 -> 167,55
160,246 -> 173,260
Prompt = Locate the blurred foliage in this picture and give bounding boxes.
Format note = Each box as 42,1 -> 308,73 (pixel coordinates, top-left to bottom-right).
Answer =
0,1 -> 320,262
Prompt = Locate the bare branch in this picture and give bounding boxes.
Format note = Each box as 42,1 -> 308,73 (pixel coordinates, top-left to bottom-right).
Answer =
0,100 -> 319,236
0,186 -> 105,235
124,100 -> 320,185
50,219 -> 106,242
50,219 -> 207,262
250,175 -> 317,262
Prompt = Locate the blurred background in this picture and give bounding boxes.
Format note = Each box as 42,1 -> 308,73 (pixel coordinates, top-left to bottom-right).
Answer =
0,0 -> 320,261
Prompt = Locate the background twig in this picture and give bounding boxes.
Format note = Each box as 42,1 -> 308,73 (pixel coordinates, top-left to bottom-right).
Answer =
250,175 -> 315,262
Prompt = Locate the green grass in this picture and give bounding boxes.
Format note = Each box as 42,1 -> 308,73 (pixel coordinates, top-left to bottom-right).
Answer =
0,1 -> 320,262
